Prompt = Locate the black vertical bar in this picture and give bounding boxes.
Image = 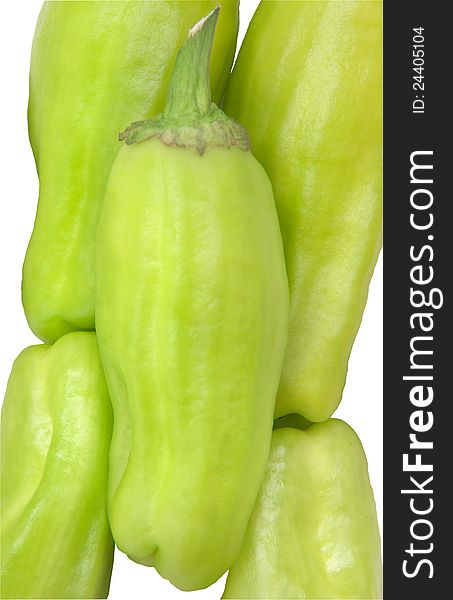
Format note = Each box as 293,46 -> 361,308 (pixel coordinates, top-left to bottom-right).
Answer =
384,2 -> 450,597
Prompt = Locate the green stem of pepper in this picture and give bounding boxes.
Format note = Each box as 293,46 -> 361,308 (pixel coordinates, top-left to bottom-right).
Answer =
164,7 -> 219,120
119,7 -> 249,154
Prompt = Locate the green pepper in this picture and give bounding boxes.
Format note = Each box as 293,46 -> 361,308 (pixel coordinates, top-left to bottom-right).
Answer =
223,0 -> 382,421
23,0 -> 239,343
223,419 -> 382,599
95,8 -> 289,591
1,332 -> 113,599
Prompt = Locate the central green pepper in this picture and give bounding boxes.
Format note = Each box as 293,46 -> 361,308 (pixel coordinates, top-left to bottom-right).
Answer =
23,0 -> 239,343
95,8 -> 289,591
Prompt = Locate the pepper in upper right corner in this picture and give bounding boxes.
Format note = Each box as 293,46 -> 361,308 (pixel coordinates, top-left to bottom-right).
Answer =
223,0 -> 382,422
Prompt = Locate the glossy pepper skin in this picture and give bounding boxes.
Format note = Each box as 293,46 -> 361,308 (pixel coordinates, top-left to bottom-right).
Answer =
224,419 -> 382,599
1,332 -> 113,599
223,0 -> 382,421
23,0 -> 239,343
96,9 -> 289,591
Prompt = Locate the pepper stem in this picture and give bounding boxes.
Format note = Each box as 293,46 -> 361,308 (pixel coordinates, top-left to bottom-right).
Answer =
119,5 -> 249,153
164,7 -> 219,120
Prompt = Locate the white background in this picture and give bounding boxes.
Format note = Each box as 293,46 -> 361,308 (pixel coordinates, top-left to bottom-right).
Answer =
0,1 -> 382,599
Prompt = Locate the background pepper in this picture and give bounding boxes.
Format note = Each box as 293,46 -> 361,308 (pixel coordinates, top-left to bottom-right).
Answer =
23,0 -> 239,343
1,332 -> 113,599
95,8 -> 289,591
223,0 -> 382,421
223,419 -> 382,599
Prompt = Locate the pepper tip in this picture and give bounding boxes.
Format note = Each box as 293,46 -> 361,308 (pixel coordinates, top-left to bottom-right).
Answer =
189,5 -> 220,39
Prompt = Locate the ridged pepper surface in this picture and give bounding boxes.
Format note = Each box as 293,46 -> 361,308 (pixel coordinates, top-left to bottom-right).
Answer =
23,0 -> 239,343
223,0 -> 382,421
1,332 -> 113,599
224,419 -> 382,599
95,9 -> 289,591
